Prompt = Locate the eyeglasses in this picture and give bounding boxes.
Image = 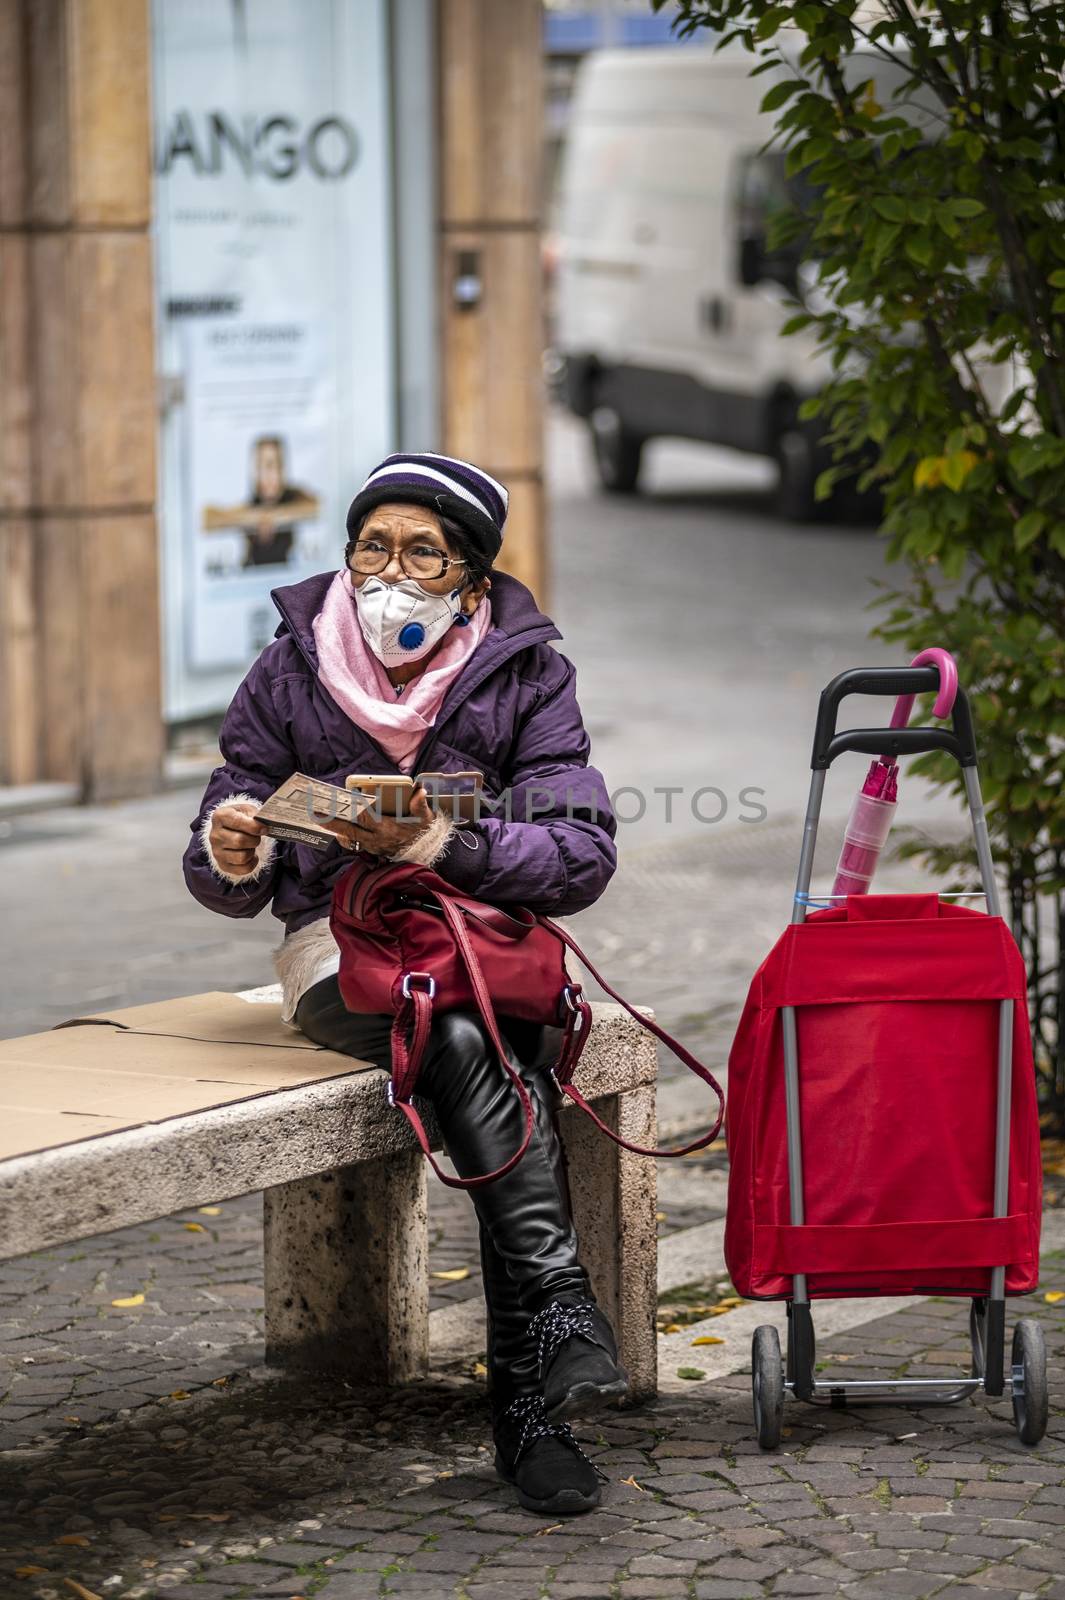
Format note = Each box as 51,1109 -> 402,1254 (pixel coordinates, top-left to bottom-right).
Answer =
349,539 -> 468,582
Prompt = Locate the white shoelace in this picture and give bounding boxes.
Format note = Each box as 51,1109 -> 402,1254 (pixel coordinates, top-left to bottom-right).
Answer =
528,1298 -> 599,1379
500,1393 -> 604,1477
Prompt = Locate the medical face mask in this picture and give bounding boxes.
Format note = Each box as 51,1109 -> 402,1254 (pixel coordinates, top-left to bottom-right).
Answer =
352,573 -> 466,666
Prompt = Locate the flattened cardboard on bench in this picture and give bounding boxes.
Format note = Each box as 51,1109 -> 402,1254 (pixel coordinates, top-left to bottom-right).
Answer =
0,991 -> 373,1161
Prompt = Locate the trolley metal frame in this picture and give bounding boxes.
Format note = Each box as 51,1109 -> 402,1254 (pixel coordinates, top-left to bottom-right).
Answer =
751,665 -> 1047,1447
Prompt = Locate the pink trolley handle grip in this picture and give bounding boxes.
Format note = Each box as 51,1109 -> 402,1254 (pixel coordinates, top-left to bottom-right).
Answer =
890,647 -> 958,730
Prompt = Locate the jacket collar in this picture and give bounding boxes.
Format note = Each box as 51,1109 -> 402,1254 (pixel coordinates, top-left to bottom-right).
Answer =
270,566 -> 559,665
269,566 -> 561,697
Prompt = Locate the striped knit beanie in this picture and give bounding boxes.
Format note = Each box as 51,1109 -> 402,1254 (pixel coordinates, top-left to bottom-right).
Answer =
345,451 -> 509,563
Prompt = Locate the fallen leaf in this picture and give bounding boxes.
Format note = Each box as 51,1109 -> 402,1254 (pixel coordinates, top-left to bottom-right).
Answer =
110,1293 -> 145,1308
472,1361 -> 487,1378
662,1322 -> 683,1335
61,1580 -> 102,1600
781,1427 -> 793,1438
431,1267 -> 470,1281
198,1205 -> 222,1215
14,1567 -> 49,1578
1044,1291 -> 1064,1304
154,1515 -> 180,1523
655,1211 -> 667,1222
534,1523 -> 564,1536
63,1416 -> 81,1424
55,1536 -> 91,1547
168,1390 -> 190,1401
691,1336 -> 725,1346
620,1474 -> 646,1492
183,1222 -> 207,1233
709,1296 -> 744,1314
676,1366 -> 706,1381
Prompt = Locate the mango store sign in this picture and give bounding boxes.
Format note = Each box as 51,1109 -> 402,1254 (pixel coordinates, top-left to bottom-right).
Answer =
151,0 -> 395,717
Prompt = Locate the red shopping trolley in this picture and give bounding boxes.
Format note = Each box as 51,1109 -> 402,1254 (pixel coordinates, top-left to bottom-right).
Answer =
724,664 -> 1046,1447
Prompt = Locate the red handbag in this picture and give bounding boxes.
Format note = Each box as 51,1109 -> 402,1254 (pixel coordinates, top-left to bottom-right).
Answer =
329,855 -> 724,1188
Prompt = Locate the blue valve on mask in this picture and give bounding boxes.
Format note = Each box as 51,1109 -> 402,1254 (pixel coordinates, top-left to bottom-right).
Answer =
397,620 -> 427,651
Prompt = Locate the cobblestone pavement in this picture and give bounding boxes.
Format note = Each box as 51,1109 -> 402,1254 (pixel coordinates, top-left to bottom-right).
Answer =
2,1242 -> 1062,1600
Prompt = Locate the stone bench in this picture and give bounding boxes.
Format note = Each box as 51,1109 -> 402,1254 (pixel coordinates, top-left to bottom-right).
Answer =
0,987 -> 660,1400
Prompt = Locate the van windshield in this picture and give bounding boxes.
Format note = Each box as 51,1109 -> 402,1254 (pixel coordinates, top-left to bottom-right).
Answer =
735,150 -> 821,266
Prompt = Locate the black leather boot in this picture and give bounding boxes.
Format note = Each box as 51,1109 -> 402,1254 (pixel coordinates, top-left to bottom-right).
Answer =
473,1068 -> 601,1516
415,1011 -> 595,1313
466,1030 -> 630,1425
476,1051 -> 606,1513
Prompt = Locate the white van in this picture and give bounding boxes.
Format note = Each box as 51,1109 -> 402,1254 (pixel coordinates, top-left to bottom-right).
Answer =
552,47 -> 886,518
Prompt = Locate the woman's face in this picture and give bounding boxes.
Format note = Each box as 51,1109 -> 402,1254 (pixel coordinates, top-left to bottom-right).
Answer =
347,502 -> 489,612
256,442 -> 284,501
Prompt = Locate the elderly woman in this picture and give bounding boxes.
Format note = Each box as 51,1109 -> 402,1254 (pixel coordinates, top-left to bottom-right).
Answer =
183,452 -> 625,1516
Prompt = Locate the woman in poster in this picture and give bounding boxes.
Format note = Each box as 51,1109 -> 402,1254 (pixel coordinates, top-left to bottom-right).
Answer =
238,435 -> 318,567
183,452 -> 624,1517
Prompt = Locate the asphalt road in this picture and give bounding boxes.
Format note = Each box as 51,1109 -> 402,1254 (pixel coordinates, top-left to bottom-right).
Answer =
546,407 -> 961,850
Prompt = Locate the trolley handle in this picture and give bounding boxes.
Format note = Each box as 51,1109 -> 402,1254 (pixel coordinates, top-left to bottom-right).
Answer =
811,666 -> 978,771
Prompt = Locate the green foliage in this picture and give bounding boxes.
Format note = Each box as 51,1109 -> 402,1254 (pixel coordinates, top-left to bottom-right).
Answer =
653,0 -> 1065,1118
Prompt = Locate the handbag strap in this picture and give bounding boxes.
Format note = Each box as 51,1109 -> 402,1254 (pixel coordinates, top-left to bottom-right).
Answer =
545,919 -> 725,1158
387,894 -> 535,1191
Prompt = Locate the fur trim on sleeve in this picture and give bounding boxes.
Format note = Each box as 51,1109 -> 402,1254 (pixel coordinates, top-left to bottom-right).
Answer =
272,916 -> 341,1022
390,809 -> 456,868
199,792 -> 279,885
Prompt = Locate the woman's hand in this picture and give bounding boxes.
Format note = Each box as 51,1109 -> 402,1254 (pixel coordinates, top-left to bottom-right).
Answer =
209,802 -> 270,878
316,782 -> 437,859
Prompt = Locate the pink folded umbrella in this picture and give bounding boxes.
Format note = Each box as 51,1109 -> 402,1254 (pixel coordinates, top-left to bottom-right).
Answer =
831,647 -> 958,898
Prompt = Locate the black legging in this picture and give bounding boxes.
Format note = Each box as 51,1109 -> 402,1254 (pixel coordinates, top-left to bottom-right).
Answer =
293,975 -> 592,1410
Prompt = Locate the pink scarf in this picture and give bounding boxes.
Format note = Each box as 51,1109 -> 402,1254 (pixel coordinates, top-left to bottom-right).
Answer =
311,567 -> 493,772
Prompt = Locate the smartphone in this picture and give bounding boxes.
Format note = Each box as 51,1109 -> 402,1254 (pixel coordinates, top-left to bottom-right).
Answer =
344,770 -> 484,820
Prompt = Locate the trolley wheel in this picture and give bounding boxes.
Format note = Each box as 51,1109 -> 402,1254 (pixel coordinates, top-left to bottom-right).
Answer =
969,1297 -> 987,1379
752,1325 -> 785,1451
1011,1319 -> 1048,1446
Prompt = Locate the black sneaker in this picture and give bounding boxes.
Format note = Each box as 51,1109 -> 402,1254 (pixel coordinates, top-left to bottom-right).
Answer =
493,1393 -> 604,1516
530,1294 -> 630,1423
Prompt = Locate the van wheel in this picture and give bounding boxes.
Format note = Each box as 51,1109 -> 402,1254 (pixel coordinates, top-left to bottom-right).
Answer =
773,428 -> 826,523
590,407 -> 644,494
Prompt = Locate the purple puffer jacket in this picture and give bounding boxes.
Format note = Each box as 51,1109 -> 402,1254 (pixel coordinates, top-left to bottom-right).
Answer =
182,568 -> 617,950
